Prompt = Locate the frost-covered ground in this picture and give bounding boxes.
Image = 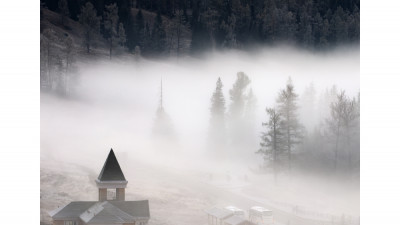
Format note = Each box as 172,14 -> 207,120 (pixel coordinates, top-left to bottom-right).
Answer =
40,156 -> 214,225
41,153 -> 359,225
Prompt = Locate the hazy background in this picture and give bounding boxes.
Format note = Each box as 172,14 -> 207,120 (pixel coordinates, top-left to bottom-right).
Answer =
41,46 -> 359,164
41,46 -> 360,225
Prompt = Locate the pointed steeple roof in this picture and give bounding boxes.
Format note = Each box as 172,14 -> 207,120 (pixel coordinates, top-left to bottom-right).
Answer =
97,149 -> 126,181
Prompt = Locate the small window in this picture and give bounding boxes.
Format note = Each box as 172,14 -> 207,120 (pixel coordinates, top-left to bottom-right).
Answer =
64,221 -> 77,225
107,189 -> 116,200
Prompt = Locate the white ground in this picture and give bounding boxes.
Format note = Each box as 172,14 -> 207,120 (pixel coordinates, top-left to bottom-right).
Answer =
40,154 -> 359,225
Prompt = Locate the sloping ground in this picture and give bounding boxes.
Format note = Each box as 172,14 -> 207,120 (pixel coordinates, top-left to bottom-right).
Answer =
40,7 -> 192,60
40,158 -> 213,225
41,8 -> 110,59
40,160 -> 98,224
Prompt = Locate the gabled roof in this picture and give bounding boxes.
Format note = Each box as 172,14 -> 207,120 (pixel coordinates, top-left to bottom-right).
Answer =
110,200 -> 150,218
97,149 -> 126,181
51,201 -> 97,220
50,201 -> 150,223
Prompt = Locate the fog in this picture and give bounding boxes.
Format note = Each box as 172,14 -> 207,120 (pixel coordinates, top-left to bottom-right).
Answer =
41,46 -> 360,225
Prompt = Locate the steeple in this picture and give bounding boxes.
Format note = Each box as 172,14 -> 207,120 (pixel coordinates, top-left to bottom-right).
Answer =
95,149 -> 128,201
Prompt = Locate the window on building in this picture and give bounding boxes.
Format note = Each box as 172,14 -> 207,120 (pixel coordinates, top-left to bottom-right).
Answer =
64,221 -> 77,225
107,189 -> 116,200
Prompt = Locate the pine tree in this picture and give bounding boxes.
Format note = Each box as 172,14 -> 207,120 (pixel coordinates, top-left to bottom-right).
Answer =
276,77 -> 303,170
228,72 -> 251,147
152,79 -> 175,138
342,93 -> 359,170
58,0 -> 69,26
104,3 -> 119,59
118,23 -> 126,47
229,72 -> 251,118
135,9 -> 145,48
325,91 -> 347,171
62,36 -> 74,96
257,107 -> 284,180
125,9 -> 136,51
220,15 -> 237,48
174,8 -> 187,57
208,77 -> 227,153
41,29 -> 56,90
78,2 -> 101,53
151,11 -> 167,54
63,36 -> 74,74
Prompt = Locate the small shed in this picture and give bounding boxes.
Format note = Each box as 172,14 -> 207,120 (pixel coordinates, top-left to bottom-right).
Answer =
205,207 -> 234,225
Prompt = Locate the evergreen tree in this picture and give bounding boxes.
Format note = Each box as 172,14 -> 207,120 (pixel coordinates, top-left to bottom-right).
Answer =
104,3 -> 119,59
220,15 -> 237,48
40,29 -> 56,90
151,12 -> 167,54
62,35 -> 75,96
229,72 -> 251,118
325,91 -> 347,171
152,79 -> 175,138
174,8 -> 187,57
257,107 -> 284,180
58,0 -> 69,26
118,22 -> 127,47
125,9 -> 136,51
228,72 -> 251,147
208,77 -> 227,153
135,9 -> 145,48
63,36 -> 74,75
318,85 -> 338,124
276,77 -> 303,170
78,2 -> 101,53
342,93 -> 359,170
53,54 -> 66,96
332,6 -> 349,44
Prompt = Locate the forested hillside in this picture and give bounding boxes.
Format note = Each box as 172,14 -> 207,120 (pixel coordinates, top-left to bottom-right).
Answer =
41,0 -> 360,57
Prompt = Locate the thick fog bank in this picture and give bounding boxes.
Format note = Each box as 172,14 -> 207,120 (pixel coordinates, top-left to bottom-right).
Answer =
41,46 -> 359,172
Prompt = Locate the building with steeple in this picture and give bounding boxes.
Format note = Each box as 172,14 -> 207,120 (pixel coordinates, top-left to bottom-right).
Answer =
96,149 -> 128,201
49,149 -> 150,225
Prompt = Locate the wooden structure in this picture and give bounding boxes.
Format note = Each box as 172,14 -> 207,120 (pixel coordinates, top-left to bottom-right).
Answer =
49,149 -> 150,225
205,207 -> 234,225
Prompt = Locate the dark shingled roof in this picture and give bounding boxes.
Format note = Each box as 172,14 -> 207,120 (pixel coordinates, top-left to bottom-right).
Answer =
109,200 -> 150,218
52,201 -> 97,220
51,201 -> 150,223
98,149 -> 126,181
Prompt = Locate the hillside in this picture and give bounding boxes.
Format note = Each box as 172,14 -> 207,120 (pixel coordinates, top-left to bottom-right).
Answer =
40,7 -> 192,60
